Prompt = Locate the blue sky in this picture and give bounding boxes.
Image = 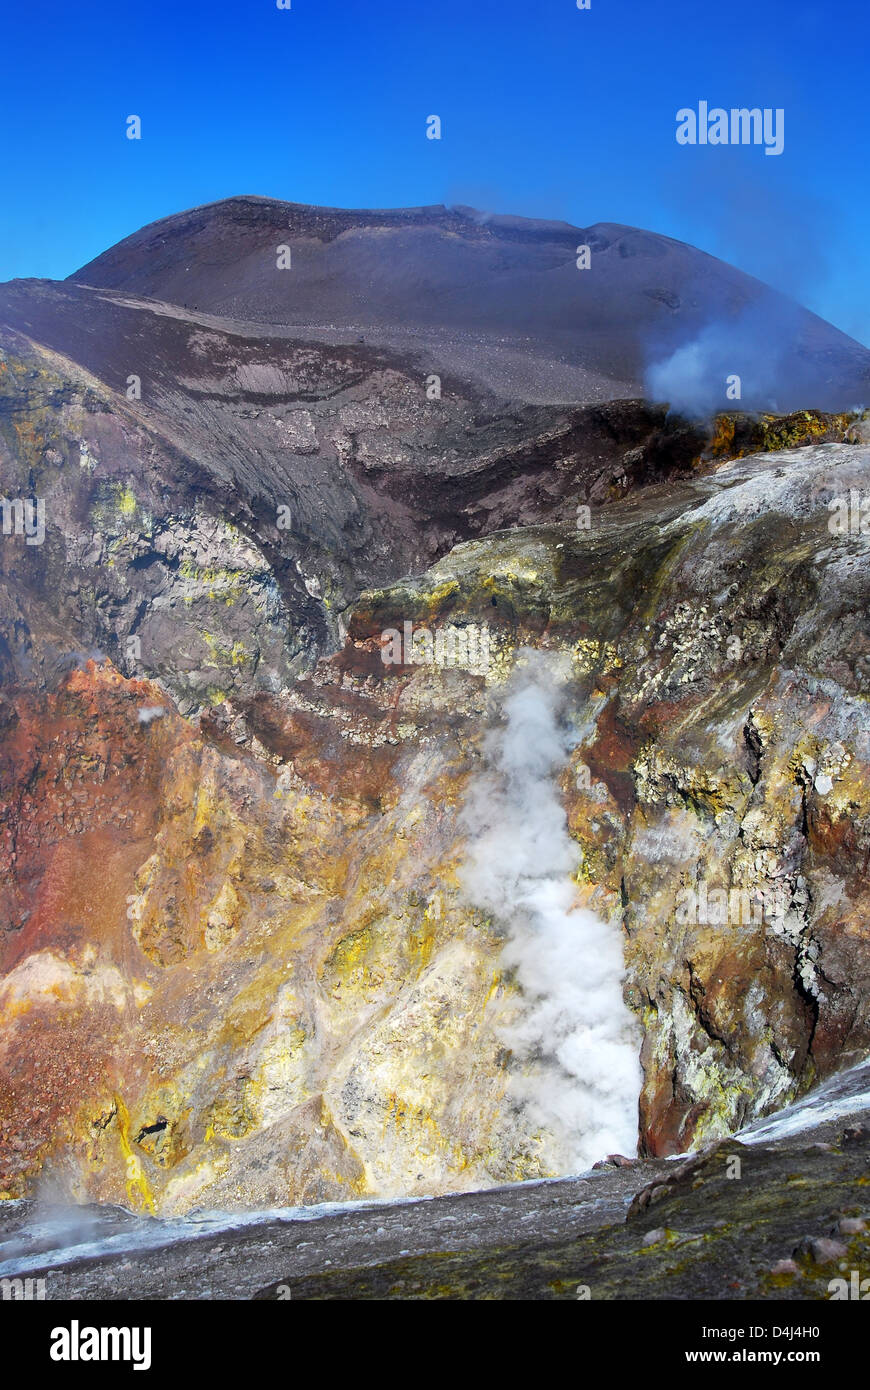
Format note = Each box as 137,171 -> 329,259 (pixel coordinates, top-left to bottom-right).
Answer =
2,0 -> 868,342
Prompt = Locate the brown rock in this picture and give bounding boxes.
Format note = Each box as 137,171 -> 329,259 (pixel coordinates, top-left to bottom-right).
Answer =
642,1228 -> 668,1247
833,1217 -> 868,1236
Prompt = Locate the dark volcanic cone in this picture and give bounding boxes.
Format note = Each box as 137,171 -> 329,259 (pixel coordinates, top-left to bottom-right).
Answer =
65,196 -> 870,410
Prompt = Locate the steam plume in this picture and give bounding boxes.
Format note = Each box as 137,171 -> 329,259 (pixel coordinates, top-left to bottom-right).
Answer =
643,295 -> 850,418
459,650 -> 640,1171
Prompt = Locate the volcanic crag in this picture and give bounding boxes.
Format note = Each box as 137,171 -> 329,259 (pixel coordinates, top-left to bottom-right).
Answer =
1,199 -> 870,1220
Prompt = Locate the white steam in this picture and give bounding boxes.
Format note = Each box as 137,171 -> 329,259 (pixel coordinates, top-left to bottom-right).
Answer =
459,651 -> 640,1172
137,705 -> 165,724
644,297 -> 829,419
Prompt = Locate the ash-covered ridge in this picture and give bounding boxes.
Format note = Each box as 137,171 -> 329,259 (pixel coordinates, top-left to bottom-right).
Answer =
63,195 -> 870,411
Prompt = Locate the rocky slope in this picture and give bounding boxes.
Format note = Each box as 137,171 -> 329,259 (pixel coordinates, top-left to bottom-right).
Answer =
2,420 -> 870,1210
0,289 -> 714,705
67,196 -> 870,410
1,200 -> 869,1221
2,1065 -> 868,1300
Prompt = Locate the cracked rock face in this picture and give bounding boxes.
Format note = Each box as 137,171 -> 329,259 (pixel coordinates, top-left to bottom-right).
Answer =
0,307 -> 723,711
2,422 -> 870,1208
